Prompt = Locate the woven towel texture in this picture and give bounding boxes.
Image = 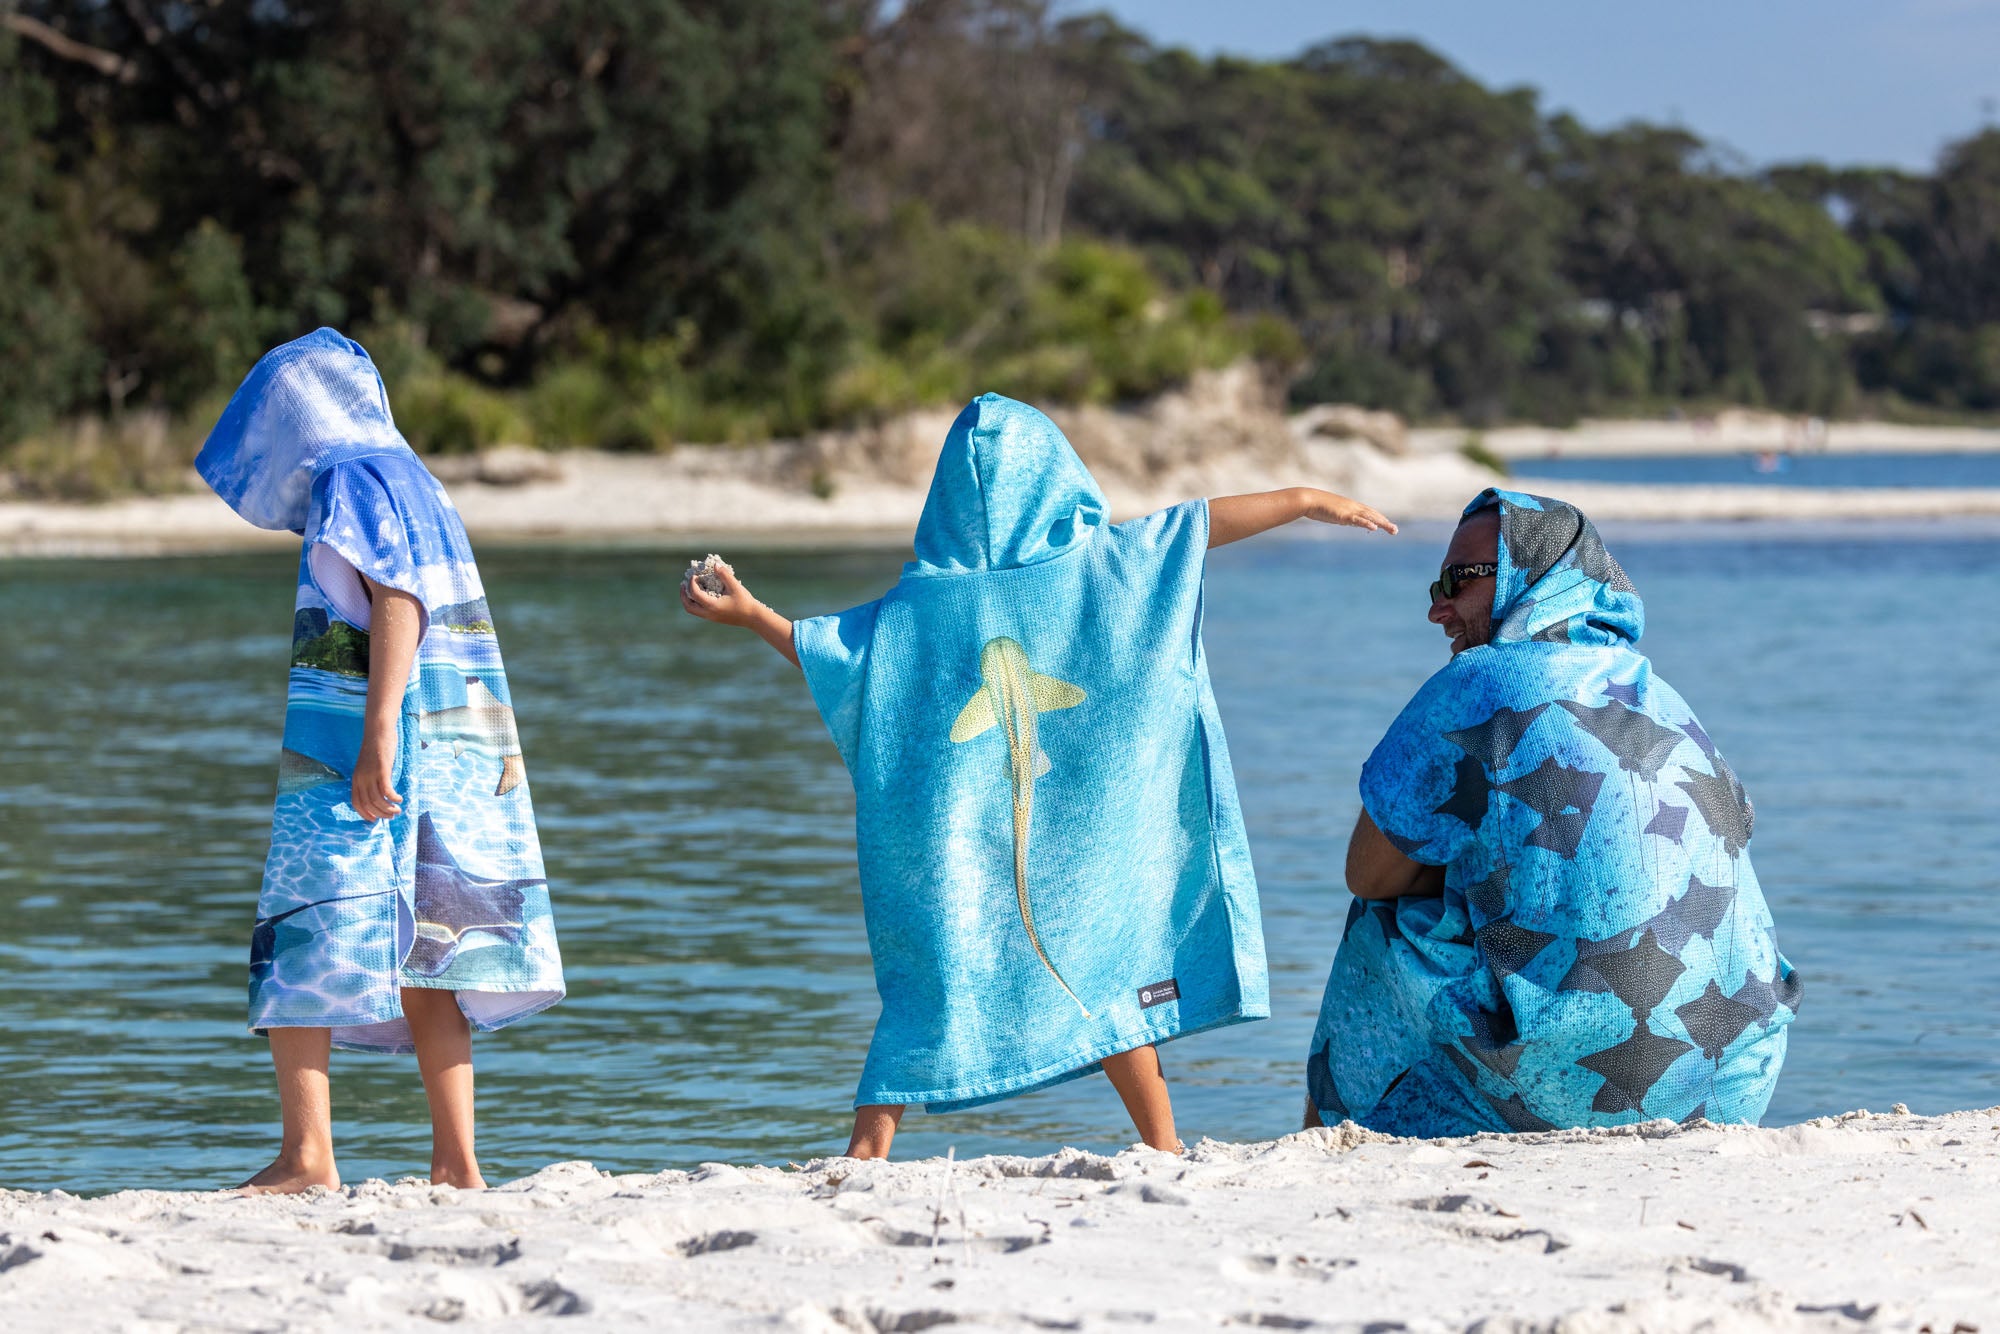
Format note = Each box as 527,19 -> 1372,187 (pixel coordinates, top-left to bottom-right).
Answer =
1308,488 -> 1799,1135
199,330 -> 564,1053
796,394 -> 1268,1111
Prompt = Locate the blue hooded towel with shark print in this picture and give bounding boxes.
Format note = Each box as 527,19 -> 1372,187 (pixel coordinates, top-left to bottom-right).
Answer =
1306,488 -> 1799,1135
795,393 -> 1269,1111
198,329 -> 563,1053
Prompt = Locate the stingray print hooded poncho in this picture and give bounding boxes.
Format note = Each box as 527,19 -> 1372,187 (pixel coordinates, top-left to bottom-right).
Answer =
198,329 -> 563,1052
1306,489 -> 1799,1135
795,393 -> 1268,1110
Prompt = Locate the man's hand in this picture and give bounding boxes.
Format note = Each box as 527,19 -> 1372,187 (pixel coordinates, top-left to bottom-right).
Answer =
351,730 -> 404,822
680,557 -> 802,669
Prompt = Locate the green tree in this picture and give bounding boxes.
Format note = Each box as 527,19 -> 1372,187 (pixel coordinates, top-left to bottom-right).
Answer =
0,34 -> 98,441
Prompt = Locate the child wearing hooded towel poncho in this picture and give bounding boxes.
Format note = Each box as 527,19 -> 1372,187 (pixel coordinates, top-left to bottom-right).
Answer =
197,329 -> 564,1193
681,393 -> 1397,1156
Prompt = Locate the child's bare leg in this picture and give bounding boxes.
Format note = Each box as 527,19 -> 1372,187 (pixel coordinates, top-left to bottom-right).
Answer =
846,1104 -> 905,1159
403,987 -> 484,1189
1302,1097 -> 1325,1130
240,1027 -> 339,1194
1102,1044 -> 1181,1152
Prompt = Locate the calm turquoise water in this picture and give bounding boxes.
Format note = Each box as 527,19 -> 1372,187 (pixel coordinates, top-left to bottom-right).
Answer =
2,524 -> 1996,1194
1510,450 -> 2000,488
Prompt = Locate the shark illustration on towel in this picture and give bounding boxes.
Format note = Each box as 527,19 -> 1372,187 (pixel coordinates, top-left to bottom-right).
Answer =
950,635 -> 1090,1014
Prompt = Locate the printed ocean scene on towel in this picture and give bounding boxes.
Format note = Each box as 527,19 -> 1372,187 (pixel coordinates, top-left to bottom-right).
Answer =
1307,489 -> 1800,1135
793,394 -> 1268,1112
199,330 -> 564,1054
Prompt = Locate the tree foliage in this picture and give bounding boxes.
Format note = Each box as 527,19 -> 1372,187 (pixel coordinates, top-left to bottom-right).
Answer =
3,0 -> 1998,468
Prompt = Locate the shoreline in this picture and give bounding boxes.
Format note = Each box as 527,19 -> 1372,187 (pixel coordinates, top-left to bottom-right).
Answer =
1412,412 -> 2000,458
5,450 -> 2000,560
3,1106 -> 1992,1329
8,395 -> 2000,558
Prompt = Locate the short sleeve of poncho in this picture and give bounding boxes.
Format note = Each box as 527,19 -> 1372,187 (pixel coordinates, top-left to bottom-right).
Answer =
304,455 -> 463,634
1104,499 -> 1209,600
794,600 -> 883,772
1359,656 -> 1491,867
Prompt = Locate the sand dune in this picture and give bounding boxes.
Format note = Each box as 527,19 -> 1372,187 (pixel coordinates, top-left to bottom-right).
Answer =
3,1106 -> 1993,1330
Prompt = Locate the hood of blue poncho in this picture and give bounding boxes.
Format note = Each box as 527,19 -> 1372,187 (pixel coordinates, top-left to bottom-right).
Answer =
1464,487 -> 1644,647
908,394 -> 1108,576
196,328 -> 416,533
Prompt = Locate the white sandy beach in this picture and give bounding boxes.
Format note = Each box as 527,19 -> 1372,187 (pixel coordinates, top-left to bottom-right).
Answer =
1414,412 -> 2000,460
4,447 -> 1998,559
6,374 -> 2000,557
2,1107 -> 1992,1331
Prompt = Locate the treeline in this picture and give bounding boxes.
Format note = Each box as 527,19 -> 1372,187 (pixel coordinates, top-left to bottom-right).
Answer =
4,0 -> 1999,487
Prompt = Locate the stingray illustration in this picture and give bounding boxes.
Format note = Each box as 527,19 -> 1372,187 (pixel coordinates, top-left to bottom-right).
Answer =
949,635 -> 1090,1015
419,676 -> 528,796
405,812 -> 541,976
1555,699 -> 1686,781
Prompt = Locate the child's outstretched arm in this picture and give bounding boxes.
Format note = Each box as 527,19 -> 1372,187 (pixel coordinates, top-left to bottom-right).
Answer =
681,559 -> 801,669
354,575 -> 423,822
1207,487 -> 1396,547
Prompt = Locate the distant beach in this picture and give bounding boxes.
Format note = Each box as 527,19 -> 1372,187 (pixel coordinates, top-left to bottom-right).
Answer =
1418,411 -> 2000,459
6,379 -> 2000,558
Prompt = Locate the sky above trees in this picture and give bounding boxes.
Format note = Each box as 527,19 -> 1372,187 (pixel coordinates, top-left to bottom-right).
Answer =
1099,0 -> 2000,170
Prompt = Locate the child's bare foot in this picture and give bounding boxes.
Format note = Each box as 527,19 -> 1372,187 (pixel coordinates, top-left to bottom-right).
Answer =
1102,1044 -> 1181,1152
237,1151 -> 339,1195
845,1104 -> 905,1159
431,1158 -> 486,1190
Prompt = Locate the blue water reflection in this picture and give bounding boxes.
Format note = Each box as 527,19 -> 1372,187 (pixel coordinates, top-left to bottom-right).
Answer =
0,522 -> 1994,1193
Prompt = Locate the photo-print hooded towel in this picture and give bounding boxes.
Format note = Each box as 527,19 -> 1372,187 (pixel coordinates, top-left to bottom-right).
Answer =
795,393 -> 1268,1111
1306,488 -> 1799,1135
197,328 -> 563,1052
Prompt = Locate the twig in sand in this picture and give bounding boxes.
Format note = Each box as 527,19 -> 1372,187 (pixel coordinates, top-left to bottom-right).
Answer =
930,1146 -> 956,1260
953,1169 -> 971,1269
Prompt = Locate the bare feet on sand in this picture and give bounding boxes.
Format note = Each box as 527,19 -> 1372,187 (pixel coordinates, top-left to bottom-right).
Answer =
237,1152 -> 340,1196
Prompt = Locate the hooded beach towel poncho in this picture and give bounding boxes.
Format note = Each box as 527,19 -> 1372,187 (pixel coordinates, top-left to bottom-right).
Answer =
198,329 -> 563,1052
794,394 -> 1268,1110
1307,489 -> 1799,1134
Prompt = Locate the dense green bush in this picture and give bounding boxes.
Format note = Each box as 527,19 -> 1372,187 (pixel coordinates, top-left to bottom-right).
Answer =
6,2 -> 2000,497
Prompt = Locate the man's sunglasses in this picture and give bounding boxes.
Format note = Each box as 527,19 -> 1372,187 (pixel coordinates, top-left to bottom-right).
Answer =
1429,562 -> 1498,603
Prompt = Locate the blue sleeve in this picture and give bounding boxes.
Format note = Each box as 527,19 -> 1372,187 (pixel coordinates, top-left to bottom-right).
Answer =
1101,498 -> 1210,661
1358,658 -> 1491,867
1107,498 -> 1209,566
794,599 -> 883,772
305,455 -> 465,634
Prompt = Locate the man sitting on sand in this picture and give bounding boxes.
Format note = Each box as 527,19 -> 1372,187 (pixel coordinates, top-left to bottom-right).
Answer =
1304,488 -> 1801,1135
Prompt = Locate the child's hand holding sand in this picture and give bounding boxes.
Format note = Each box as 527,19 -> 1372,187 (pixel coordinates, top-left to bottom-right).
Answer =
680,554 -> 800,667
